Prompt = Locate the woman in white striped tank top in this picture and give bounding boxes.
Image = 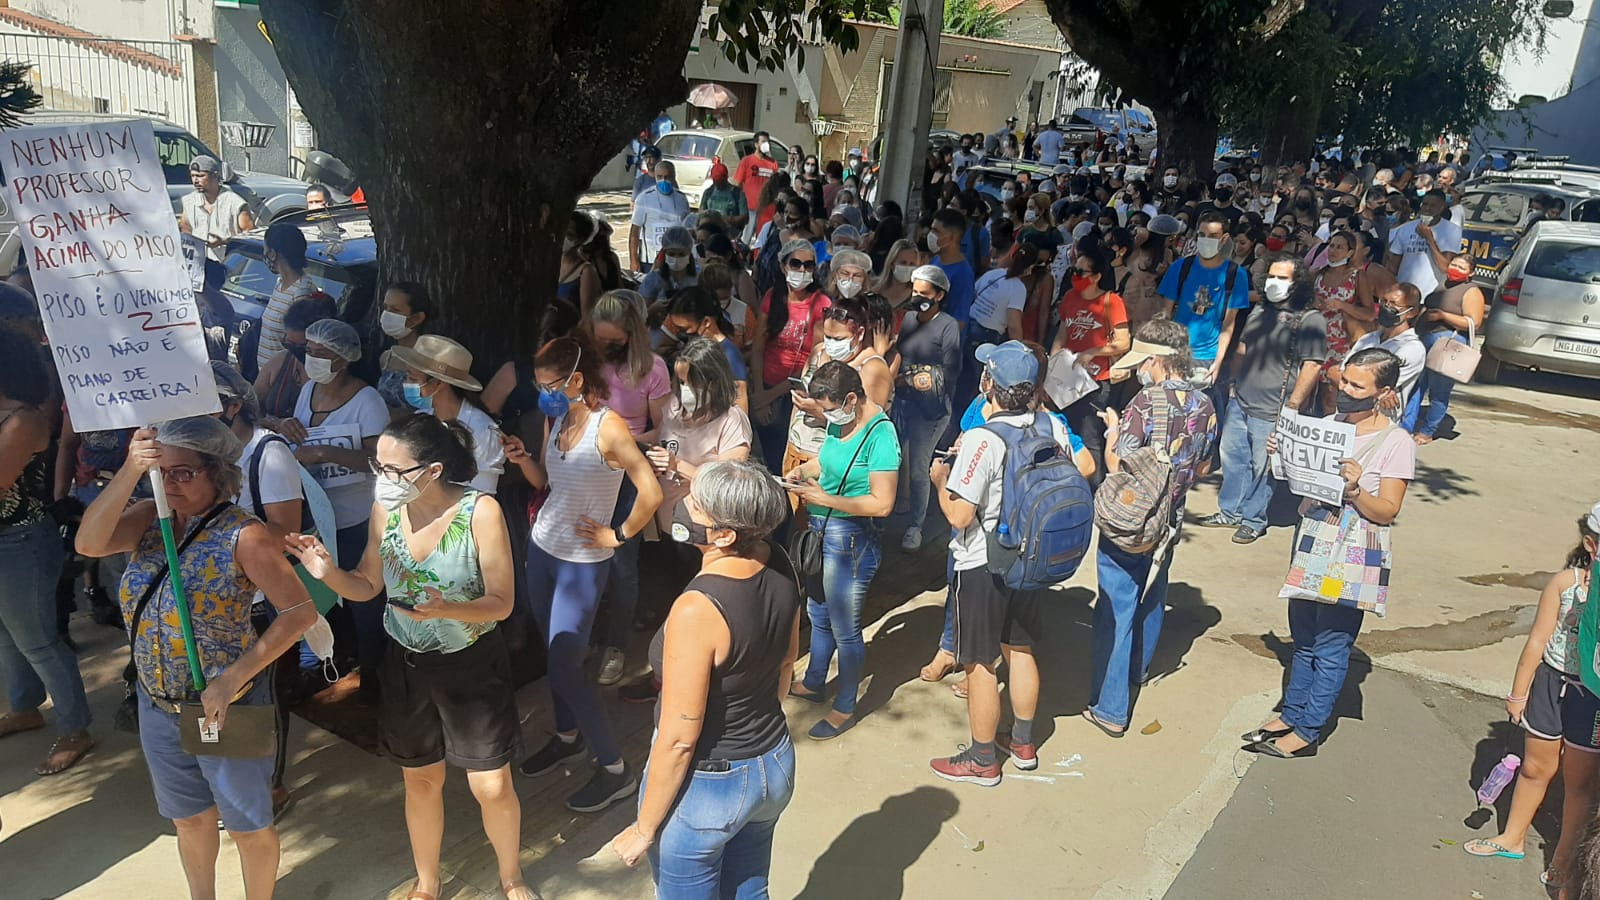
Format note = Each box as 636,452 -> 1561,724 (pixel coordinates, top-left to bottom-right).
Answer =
502,335 -> 662,814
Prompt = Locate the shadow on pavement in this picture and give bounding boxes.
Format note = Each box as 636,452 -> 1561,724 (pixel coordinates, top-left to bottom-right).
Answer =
792,786 -> 959,900
1466,718 -> 1563,868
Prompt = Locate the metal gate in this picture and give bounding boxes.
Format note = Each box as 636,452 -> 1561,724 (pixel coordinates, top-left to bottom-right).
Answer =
0,31 -> 196,131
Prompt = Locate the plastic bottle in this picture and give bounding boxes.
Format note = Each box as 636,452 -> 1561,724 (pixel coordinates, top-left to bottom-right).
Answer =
1477,754 -> 1521,806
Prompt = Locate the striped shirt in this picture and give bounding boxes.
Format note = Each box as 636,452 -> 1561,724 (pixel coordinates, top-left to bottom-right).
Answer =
256,275 -> 315,371
531,407 -> 625,563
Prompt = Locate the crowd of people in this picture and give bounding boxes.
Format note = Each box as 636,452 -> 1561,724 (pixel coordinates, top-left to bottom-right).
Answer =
0,125 -> 1589,900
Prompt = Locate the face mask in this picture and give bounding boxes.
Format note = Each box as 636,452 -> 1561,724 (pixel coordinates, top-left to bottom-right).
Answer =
656,180 -> 673,196
666,253 -> 690,272
926,231 -> 941,253
1023,209 -> 1038,224
1072,273 -> 1096,293
1163,175 -> 1178,189
1264,236 -> 1287,252
1196,236 -> 1223,259
823,403 -> 855,426
894,265 -> 915,283
669,498 -> 712,546
374,471 -> 425,511
1446,269 -> 1471,284
759,141 -> 771,155
1326,251 -> 1350,268
823,335 -> 854,360
1377,305 -> 1406,328
1263,277 -> 1293,303
1249,172 -> 1262,183
1336,391 -> 1378,414
380,310 -> 414,339
1137,366 -> 1155,386
402,381 -> 433,412
304,355 -> 337,384
1385,214 -> 1397,226
804,164 -> 817,174
678,383 -> 699,415
785,270 -> 812,290
913,298 -> 935,314
1001,189 -> 1015,202
302,613 -> 336,670
562,238 -> 577,253
836,278 -> 862,299
288,343 -> 307,363
538,383 -> 572,418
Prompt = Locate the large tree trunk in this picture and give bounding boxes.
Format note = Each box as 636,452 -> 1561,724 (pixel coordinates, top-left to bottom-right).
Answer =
1151,99 -> 1217,181
1259,74 -> 1324,166
261,0 -> 702,369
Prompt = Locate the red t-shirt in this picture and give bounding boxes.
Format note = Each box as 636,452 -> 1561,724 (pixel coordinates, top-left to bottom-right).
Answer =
735,154 -> 780,213
1056,288 -> 1129,381
760,287 -> 831,387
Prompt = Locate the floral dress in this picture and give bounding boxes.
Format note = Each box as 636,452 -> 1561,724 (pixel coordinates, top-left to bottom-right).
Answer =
1314,264 -> 1362,380
380,490 -> 492,654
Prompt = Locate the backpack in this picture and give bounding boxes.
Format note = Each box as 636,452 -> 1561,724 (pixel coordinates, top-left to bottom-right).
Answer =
1093,388 -> 1178,554
983,411 -> 1094,591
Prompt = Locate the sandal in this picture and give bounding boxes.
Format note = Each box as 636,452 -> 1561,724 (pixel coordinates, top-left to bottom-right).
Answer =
1081,709 -> 1126,739
35,731 -> 93,776
920,651 -> 955,683
1541,865 -> 1564,888
503,881 -> 538,900
1461,838 -> 1524,860
950,678 -> 968,700
0,710 -> 45,739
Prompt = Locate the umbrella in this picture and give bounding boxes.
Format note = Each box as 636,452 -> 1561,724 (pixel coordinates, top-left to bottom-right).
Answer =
687,82 -> 738,110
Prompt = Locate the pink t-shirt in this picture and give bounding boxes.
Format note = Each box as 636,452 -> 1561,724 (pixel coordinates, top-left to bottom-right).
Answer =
655,402 -> 752,531
603,355 -> 670,436
760,288 -> 831,387
1349,424 -> 1415,496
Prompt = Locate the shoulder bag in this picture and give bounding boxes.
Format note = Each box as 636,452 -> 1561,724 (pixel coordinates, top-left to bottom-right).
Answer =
788,417 -> 886,577
1424,319 -> 1480,383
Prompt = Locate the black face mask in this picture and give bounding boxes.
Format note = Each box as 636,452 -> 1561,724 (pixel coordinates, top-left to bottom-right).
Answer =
1377,305 -> 1406,328
287,343 -> 308,362
668,498 -> 712,546
1336,391 -> 1378,414
913,299 -> 935,314
603,341 -> 629,362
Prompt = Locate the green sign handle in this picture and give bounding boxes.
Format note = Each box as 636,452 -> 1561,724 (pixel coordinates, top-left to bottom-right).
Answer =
150,468 -> 206,693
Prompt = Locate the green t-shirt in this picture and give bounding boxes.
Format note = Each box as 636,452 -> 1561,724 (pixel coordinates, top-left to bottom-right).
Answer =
808,412 -> 900,517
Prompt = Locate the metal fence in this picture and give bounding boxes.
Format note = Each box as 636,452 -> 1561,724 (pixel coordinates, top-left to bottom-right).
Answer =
0,32 -> 196,131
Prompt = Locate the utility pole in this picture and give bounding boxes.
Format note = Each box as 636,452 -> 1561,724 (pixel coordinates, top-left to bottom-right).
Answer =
876,0 -> 943,222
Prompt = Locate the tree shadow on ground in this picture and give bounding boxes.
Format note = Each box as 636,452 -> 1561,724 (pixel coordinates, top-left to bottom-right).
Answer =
1408,461 -> 1479,504
792,786 -> 959,900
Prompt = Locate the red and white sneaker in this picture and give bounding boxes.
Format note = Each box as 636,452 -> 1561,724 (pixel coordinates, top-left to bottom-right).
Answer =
930,745 -> 1002,786
995,733 -> 1038,770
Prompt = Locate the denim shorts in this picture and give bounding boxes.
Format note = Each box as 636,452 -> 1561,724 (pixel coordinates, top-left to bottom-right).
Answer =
1562,678 -> 1600,752
137,686 -> 275,831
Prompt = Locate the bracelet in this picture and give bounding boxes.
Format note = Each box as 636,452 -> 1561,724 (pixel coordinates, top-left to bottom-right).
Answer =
1505,694 -> 1527,702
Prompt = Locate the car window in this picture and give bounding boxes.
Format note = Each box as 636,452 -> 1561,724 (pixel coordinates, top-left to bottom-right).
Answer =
1526,240 -> 1600,284
1572,199 -> 1600,224
658,134 -> 720,160
156,132 -> 211,186
304,261 -> 358,313
1465,191 -> 1527,227
222,251 -> 274,307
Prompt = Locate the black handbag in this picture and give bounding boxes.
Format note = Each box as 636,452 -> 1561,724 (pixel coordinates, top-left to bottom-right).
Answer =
788,418 -> 885,577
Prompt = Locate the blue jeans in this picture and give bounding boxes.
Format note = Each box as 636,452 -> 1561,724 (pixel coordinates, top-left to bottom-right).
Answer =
892,405 -> 949,529
1087,537 -> 1173,729
0,519 -> 89,733
1400,376 -> 1423,433
1417,330 -> 1464,437
646,737 -> 796,899
526,539 -> 620,765
1281,598 -> 1365,744
753,392 -> 793,475
801,515 -> 881,716
1216,396 -> 1275,532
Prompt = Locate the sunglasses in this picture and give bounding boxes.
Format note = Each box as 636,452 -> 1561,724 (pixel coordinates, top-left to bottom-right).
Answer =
159,465 -> 205,485
786,259 -> 816,271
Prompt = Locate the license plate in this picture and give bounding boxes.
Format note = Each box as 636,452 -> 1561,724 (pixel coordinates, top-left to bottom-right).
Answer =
1555,338 -> 1600,358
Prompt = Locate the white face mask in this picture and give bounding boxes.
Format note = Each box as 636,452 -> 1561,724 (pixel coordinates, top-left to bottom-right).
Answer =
379,310 -> 412,339
374,471 -> 425,511
666,253 -> 691,272
1024,209 -> 1038,224
1001,189 -> 1015,201
1163,175 -> 1178,189
822,335 -> 854,360
804,164 -> 817,174
893,265 -> 915,283
304,355 -> 338,384
836,278 -> 862,299
1249,172 -> 1262,183
823,403 -> 855,426
678,383 -> 699,415
759,141 -> 771,155
926,231 -> 941,253
786,270 -> 812,290
1263,276 -> 1293,303
1137,366 -> 1156,387
1196,236 -> 1223,259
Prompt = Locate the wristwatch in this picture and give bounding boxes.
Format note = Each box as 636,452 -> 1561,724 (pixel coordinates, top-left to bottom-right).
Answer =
613,525 -> 628,545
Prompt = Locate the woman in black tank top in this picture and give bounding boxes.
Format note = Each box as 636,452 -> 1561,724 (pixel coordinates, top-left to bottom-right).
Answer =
608,460 -> 801,895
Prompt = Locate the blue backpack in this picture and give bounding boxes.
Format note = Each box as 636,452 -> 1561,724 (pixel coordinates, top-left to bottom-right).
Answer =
983,412 -> 1094,591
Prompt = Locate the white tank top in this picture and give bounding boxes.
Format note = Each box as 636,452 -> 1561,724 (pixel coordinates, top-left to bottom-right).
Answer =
532,406 -> 625,563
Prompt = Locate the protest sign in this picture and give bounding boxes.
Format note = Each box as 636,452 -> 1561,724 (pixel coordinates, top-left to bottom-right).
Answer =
1269,407 -> 1356,505
5,118 -> 218,432
300,424 -> 365,489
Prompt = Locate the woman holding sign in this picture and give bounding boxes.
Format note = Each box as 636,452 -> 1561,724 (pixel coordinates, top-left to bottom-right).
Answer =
75,416 -> 316,899
1246,347 -> 1414,758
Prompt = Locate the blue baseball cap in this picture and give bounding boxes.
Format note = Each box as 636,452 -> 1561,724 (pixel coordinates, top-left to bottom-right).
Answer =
975,341 -> 1039,389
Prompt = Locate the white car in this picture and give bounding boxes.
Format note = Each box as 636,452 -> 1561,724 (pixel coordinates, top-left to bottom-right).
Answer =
655,129 -> 791,207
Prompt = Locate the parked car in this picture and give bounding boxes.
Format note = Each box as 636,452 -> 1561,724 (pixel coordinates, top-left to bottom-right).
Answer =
1457,177 -> 1600,285
1061,107 -> 1158,152
1480,221 -> 1600,382
0,111 -> 312,275
219,206 -> 381,381
654,129 -> 791,207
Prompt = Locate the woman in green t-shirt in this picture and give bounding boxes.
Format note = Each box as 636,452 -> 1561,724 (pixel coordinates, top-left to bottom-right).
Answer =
782,361 -> 900,740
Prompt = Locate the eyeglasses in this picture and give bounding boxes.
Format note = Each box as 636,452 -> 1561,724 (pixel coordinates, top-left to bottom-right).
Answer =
369,461 -> 428,481
536,374 -> 571,392
785,259 -> 816,271
1073,267 -> 1096,276
159,465 -> 205,485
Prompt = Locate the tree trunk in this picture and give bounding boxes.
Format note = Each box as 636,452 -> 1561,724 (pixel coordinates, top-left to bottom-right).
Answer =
1152,99 -> 1217,181
260,0 -> 703,369
1258,77 -> 1323,166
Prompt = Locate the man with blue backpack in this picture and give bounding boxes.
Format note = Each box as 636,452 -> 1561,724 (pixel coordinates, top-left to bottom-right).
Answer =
928,341 -> 1093,786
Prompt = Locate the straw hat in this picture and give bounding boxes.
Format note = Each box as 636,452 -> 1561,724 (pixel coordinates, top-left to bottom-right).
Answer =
387,334 -> 481,391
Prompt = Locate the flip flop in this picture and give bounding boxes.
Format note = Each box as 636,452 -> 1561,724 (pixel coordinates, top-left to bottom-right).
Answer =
1081,709 -> 1126,739
1542,865 -> 1564,887
950,679 -> 968,699
503,881 -> 538,900
1462,839 -> 1525,860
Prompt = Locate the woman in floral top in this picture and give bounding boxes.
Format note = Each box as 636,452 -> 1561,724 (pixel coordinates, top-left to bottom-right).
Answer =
288,413 -> 528,900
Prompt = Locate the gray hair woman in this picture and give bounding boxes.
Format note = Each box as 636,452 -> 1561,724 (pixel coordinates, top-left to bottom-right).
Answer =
609,460 -> 801,898
827,248 -> 873,302
76,415 -> 315,898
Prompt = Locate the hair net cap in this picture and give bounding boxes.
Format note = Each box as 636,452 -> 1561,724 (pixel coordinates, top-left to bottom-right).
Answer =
210,361 -> 259,422
306,318 -> 362,361
158,415 -> 243,463
661,226 -> 693,251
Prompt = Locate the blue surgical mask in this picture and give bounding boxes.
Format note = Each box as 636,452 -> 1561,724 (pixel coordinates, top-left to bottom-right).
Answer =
402,381 -> 432,412
656,180 -> 673,196
538,384 -> 572,418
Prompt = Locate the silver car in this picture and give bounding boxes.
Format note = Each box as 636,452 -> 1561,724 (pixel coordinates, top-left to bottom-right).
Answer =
1480,220 -> 1600,381
654,129 -> 790,207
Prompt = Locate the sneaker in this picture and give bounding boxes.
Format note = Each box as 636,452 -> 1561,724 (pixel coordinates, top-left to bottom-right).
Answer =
618,678 -> 661,704
901,526 -> 923,551
566,764 -> 638,813
519,734 -> 588,777
597,647 -> 626,686
929,745 -> 1002,787
1195,512 -> 1237,529
1231,524 -> 1265,544
995,733 -> 1038,771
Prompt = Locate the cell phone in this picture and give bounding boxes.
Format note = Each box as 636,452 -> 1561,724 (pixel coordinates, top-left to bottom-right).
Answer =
787,376 -> 808,392
386,598 -> 416,610
933,446 -> 956,459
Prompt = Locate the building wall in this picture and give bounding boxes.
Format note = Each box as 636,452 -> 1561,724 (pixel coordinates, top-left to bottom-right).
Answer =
0,27 -> 197,130
213,5 -> 290,176
10,0 -> 216,41
993,0 -> 1063,51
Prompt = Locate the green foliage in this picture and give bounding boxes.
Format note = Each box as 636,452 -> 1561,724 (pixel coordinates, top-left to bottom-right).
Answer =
0,60 -> 42,129
710,0 -> 894,72
875,0 -> 1009,40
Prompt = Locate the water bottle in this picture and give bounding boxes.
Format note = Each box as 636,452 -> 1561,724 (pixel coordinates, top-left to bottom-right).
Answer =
1477,754 -> 1521,806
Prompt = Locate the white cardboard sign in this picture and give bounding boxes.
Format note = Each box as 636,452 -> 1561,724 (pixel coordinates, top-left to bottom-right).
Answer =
1269,407 -> 1357,505
299,423 -> 365,489
5,118 -> 218,431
